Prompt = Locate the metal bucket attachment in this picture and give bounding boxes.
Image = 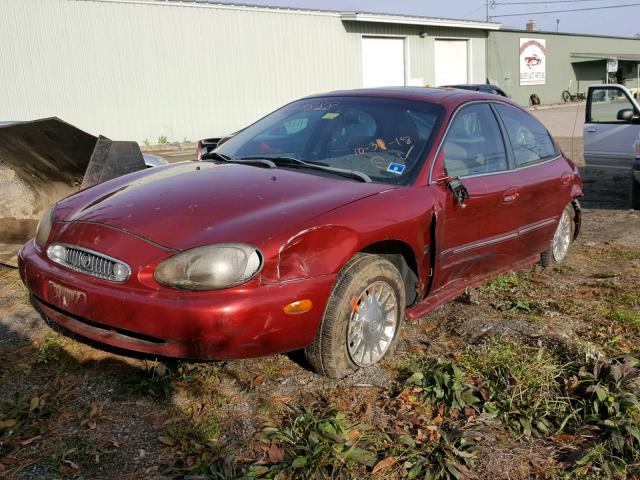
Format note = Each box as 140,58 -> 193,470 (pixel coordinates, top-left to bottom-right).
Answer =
0,118 -> 147,266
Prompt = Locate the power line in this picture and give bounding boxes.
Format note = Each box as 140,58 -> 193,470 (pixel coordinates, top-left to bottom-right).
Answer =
490,1 -> 640,17
461,2 -> 488,19
496,0 -> 617,4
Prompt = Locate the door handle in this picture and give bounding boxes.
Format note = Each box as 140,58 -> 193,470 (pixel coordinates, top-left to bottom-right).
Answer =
586,128 -> 597,133
560,172 -> 572,186
502,188 -> 520,204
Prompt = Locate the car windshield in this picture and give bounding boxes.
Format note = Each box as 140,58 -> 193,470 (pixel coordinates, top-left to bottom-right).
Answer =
215,96 -> 445,186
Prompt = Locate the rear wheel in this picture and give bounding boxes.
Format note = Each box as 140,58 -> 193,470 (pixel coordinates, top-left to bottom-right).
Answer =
631,173 -> 640,210
561,90 -> 571,103
541,204 -> 575,267
305,254 -> 405,379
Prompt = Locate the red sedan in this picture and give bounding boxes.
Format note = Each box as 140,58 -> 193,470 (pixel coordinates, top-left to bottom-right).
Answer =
19,88 -> 583,378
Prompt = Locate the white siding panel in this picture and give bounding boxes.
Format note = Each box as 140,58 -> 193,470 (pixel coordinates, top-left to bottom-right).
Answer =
0,0 -> 488,142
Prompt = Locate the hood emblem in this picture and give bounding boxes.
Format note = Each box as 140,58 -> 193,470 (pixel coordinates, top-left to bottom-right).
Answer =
79,252 -> 92,269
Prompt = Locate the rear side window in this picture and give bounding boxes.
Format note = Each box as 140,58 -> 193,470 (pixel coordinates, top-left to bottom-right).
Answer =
442,103 -> 508,177
495,104 -> 557,167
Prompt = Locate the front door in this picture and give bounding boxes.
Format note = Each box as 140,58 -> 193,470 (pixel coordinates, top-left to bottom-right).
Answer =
431,103 -> 520,292
584,85 -> 640,170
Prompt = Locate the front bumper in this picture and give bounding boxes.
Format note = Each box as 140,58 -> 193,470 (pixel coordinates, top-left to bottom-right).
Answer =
19,239 -> 334,360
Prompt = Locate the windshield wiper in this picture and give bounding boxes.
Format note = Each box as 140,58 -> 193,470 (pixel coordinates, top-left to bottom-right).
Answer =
239,156 -> 372,183
201,151 -> 276,169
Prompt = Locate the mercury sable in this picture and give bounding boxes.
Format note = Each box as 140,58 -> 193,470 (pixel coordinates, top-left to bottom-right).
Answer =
19,88 -> 583,378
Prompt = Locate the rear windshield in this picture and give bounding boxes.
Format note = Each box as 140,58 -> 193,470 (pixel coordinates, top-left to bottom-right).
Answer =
216,96 -> 445,186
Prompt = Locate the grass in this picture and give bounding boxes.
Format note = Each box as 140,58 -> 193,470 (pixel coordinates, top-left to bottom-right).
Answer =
479,273 -> 531,294
32,335 -> 65,364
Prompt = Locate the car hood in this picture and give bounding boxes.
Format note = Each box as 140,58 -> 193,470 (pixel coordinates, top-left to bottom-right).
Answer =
57,162 -> 390,250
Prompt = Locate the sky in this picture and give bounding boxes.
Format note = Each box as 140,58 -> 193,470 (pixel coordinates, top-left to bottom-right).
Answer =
215,0 -> 640,37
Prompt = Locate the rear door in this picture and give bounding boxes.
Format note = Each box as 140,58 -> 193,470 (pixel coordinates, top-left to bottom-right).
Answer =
430,103 -> 521,292
494,103 -> 570,254
584,85 -> 640,170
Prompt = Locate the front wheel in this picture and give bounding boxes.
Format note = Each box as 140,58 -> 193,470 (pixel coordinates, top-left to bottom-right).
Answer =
541,204 -> 575,267
561,90 -> 571,103
305,254 -> 405,379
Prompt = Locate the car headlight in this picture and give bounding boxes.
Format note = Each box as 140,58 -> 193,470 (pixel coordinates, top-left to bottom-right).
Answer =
34,205 -> 56,251
154,243 -> 262,290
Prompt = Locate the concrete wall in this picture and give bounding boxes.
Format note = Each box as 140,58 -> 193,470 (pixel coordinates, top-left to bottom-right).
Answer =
488,30 -> 640,106
0,0 -> 487,143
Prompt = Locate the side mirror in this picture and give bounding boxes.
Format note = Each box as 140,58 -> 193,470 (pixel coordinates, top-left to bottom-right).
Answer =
436,176 -> 470,207
617,108 -> 636,122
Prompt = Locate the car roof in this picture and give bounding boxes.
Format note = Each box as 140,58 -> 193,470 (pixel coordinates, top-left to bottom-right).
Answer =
303,86 -> 517,110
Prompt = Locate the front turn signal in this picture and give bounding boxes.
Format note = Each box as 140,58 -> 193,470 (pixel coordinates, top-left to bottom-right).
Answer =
284,299 -> 313,315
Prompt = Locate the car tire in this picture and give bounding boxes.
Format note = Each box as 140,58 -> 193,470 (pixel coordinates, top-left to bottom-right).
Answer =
541,204 -> 575,267
305,253 -> 405,379
631,173 -> 640,210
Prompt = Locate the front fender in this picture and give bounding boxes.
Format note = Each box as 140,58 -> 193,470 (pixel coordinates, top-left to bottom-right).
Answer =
261,225 -> 359,283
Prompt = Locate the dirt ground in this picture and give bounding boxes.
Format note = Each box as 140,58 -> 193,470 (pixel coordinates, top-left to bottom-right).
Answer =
1,141 -> 639,478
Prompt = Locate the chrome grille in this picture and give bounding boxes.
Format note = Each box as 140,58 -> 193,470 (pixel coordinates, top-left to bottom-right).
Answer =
46,244 -> 131,282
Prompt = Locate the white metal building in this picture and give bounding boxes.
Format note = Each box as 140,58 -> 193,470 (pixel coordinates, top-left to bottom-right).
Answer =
0,0 -> 499,142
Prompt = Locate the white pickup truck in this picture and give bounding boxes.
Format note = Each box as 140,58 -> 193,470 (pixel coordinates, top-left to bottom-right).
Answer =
584,84 -> 640,209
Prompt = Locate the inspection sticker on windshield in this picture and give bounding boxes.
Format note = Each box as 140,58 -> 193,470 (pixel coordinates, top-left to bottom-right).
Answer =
322,112 -> 340,120
387,162 -> 405,175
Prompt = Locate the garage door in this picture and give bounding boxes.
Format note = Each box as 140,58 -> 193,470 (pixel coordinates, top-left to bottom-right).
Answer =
435,39 -> 469,86
362,37 -> 405,88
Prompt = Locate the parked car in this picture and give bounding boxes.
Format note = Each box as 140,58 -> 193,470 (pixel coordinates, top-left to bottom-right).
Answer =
584,84 -> 640,209
445,84 -> 509,98
19,88 -> 583,378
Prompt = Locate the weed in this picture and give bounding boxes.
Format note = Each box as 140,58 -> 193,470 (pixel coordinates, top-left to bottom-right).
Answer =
262,356 -> 284,377
498,299 -> 543,314
563,356 -> 640,477
33,335 -> 65,364
158,135 -> 168,145
143,138 -> 150,147
382,426 -> 476,480
246,407 -> 376,479
480,274 -> 531,294
460,339 -> 570,436
123,362 -> 172,398
593,272 -> 618,279
405,357 -> 482,415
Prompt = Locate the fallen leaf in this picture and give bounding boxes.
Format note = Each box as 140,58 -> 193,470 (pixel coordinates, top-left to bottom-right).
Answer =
29,396 -> 40,412
464,407 -> 476,418
19,436 -> 41,446
372,456 -> 401,474
63,459 -> 79,470
0,420 -> 17,429
253,375 -> 265,383
0,456 -> 17,465
158,436 -> 175,447
347,429 -> 361,441
267,441 -> 284,463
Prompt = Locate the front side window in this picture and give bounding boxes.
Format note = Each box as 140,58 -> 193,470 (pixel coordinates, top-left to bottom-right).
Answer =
588,87 -> 637,123
495,104 -> 556,167
216,96 -> 445,186
442,103 -> 508,177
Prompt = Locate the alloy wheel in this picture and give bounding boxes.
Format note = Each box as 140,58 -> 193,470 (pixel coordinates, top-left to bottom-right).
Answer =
347,281 -> 398,366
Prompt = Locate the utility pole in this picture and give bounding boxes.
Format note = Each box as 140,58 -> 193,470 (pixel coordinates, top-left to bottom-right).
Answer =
556,19 -> 560,32
486,0 -> 489,21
